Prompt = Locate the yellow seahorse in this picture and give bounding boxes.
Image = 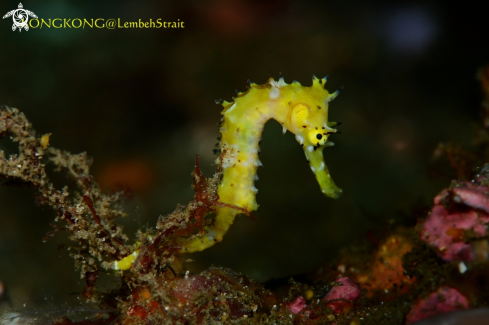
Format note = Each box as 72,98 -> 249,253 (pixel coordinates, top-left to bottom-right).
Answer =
179,75 -> 342,253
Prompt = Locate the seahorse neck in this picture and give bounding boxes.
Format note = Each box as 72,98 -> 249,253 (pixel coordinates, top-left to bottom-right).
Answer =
217,87 -> 291,213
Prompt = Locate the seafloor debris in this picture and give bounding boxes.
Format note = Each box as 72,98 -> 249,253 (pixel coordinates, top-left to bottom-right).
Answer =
421,176 -> 489,262
405,286 -> 469,324
356,234 -> 415,296
323,277 -> 361,314
288,296 -> 307,315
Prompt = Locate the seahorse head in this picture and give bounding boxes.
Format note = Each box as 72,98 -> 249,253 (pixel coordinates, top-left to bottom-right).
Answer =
283,76 -> 342,199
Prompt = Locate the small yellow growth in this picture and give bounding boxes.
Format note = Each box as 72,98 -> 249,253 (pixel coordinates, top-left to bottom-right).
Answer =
350,318 -> 361,325
113,240 -> 146,270
305,290 -> 314,300
114,250 -> 138,270
40,133 -> 52,149
138,288 -> 152,300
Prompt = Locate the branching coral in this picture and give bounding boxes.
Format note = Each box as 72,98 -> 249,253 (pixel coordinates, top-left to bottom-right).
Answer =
0,106 -> 131,299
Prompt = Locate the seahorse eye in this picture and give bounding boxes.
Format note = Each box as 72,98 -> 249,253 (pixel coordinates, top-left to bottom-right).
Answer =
316,134 -> 323,140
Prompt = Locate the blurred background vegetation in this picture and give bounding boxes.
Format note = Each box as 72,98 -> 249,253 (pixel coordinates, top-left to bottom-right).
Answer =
1,0 -> 489,308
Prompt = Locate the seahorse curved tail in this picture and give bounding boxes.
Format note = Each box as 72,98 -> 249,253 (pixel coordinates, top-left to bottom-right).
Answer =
177,207 -> 238,253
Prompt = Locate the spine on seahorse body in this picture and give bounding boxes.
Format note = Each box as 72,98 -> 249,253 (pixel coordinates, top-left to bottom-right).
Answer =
179,75 -> 342,253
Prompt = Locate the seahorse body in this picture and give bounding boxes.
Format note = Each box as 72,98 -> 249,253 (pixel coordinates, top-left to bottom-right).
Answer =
179,75 -> 342,253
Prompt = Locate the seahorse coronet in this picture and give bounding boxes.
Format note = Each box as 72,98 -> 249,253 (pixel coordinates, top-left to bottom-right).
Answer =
177,75 -> 343,253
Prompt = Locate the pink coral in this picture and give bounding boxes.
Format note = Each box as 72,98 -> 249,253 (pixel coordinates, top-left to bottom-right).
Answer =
323,277 -> 361,314
421,181 -> 489,261
405,286 -> 469,324
288,296 -> 306,314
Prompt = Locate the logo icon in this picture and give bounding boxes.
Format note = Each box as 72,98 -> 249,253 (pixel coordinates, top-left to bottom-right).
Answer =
3,3 -> 37,32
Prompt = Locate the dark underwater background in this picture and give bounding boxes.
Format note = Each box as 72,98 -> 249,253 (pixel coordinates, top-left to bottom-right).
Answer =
1,0 -> 489,308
